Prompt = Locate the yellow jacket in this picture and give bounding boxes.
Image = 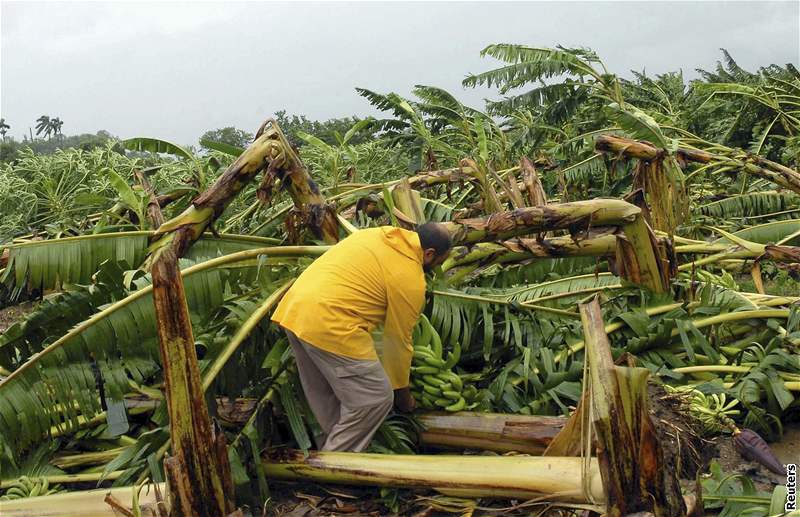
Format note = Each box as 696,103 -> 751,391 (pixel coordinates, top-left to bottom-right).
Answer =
271,227 -> 426,389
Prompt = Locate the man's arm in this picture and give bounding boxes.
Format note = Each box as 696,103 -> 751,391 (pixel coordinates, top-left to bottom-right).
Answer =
382,275 -> 425,411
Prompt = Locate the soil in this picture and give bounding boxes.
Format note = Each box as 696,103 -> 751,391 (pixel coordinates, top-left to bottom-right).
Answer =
771,423 -> 800,468
709,435 -> 786,491
0,301 -> 36,333
648,382 -> 716,481
648,382 -> 790,493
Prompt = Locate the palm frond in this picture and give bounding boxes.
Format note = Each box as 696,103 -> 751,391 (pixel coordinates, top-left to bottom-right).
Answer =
0,253 -> 276,457
604,103 -> 671,149
561,153 -> 607,185
698,191 -> 800,219
199,139 -> 245,157
509,272 -> 621,303
717,220 -> 800,245
356,88 -> 414,120
463,45 -> 599,90
122,138 -> 195,161
0,261 -> 129,370
486,82 -> 589,116
1,232 -> 151,292
421,198 -> 455,223
1,232 -> 281,292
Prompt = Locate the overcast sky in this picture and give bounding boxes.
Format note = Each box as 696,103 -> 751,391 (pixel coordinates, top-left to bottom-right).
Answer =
1,1 -> 798,146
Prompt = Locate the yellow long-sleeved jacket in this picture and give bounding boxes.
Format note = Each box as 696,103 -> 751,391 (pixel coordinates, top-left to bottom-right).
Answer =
271,227 -> 426,389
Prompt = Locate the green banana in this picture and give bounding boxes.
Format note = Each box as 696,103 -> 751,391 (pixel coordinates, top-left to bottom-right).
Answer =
421,393 -> 438,407
462,385 -> 477,398
6,487 -> 27,499
426,321 -> 443,358
445,397 -> 466,412
442,340 -> 461,370
416,315 -> 433,350
4,481 -> 26,491
422,383 -> 441,396
442,390 -> 462,400
420,355 -> 447,369
411,365 -> 439,375
422,374 -> 447,388
436,371 -> 463,391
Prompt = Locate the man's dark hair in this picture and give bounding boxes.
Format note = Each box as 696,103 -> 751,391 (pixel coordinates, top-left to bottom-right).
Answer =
416,222 -> 452,256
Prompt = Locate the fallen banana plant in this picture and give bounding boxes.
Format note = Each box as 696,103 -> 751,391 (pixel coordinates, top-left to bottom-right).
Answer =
263,450 -> 605,503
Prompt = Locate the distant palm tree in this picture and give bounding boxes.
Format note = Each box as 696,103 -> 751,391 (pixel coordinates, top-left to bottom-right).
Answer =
0,118 -> 9,141
51,118 -> 64,140
35,115 -> 52,140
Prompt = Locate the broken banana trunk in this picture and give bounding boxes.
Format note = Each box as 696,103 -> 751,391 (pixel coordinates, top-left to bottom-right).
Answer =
263,450 -> 605,503
417,412 -> 566,454
145,120 -> 338,268
440,199 -> 671,292
567,298 -> 685,516
151,247 -> 235,517
441,199 -> 640,245
443,231 -> 619,272
596,133 -> 800,196
143,120 -> 334,516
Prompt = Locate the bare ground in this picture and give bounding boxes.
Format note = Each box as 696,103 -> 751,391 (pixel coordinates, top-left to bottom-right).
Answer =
0,301 -> 36,333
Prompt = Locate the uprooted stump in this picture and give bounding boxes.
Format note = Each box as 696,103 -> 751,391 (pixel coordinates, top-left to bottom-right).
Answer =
544,297 -> 687,517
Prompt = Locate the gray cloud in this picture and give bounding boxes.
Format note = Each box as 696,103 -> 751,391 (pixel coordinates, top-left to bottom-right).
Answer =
2,1 -> 798,146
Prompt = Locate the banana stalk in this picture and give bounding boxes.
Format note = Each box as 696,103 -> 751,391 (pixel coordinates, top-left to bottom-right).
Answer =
417,412 -> 565,454
596,134 -> 800,196
439,200 -> 669,292
144,120 -> 337,269
390,178 -> 425,226
617,216 -> 671,292
443,232 -> 618,272
263,450 -> 605,502
0,483 -> 163,517
51,448 -> 128,469
150,244 -> 232,516
579,298 -> 685,516
441,199 -> 641,245
0,451 -> 607,514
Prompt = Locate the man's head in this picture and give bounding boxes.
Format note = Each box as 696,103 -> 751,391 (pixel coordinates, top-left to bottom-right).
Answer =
416,222 -> 453,273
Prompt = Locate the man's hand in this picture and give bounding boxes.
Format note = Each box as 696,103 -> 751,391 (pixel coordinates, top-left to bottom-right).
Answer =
393,387 -> 416,413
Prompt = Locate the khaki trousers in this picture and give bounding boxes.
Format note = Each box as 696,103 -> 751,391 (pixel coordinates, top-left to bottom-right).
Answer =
284,329 -> 393,452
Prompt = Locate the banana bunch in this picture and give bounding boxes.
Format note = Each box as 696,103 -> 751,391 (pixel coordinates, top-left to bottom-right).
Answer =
0,476 -> 63,500
680,268 -> 738,290
409,315 -> 478,412
665,385 -> 739,434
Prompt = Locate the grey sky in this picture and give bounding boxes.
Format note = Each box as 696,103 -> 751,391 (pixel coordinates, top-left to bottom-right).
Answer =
1,1 -> 798,146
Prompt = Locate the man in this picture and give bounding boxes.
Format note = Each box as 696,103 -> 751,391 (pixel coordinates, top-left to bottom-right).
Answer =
271,223 -> 452,452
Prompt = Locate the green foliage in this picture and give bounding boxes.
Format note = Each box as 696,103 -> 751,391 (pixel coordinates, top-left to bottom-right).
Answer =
274,110 -> 376,147
701,460 -> 784,516
199,127 -> 253,150
0,131 -> 118,164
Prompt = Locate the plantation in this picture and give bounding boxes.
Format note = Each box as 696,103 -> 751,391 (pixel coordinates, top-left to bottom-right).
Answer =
0,45 -> 799,516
